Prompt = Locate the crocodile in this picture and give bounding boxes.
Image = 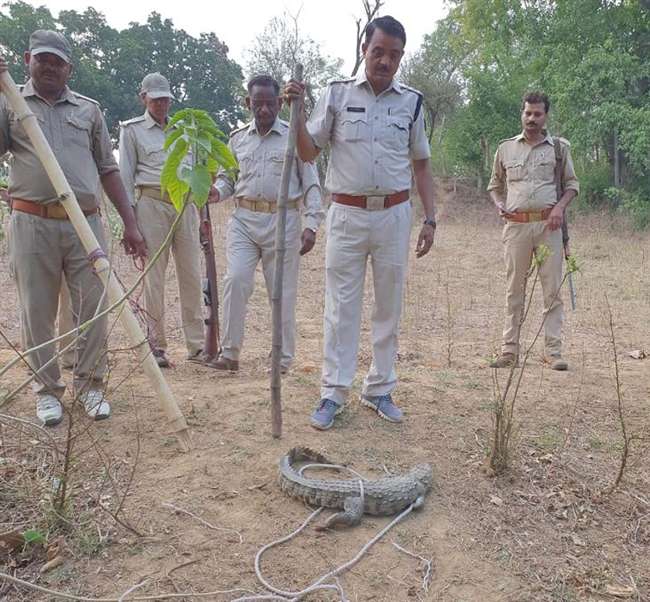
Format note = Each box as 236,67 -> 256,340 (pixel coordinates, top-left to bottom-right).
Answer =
279,447 -> 433,529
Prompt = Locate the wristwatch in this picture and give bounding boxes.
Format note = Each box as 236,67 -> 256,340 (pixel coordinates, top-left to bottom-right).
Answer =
423,218 -> 436,228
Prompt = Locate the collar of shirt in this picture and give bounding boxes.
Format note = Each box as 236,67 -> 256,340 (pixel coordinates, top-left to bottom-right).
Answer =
143,110 -> 166,130
354,69 -> 404,96
22,79 -> 79,106
246,117 -> 284,137
514,130 -> 554,147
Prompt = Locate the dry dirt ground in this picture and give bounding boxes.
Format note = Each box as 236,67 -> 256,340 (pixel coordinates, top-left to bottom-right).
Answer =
1,182 -> 649,601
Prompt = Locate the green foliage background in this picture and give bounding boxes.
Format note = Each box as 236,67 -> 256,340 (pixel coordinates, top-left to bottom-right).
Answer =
404,0 -> 650,225
0,1 -> 245,135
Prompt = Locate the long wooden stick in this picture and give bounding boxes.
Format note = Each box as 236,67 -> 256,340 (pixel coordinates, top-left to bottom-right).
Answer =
0,71 -> 190,452
270,64 -> 303,439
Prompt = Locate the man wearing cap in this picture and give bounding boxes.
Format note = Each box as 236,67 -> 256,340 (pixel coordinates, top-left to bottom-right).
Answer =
0,30 -> 147,426
285,16 -> 436,430
488,91 -> 579,370
119,73 -> 204,368
208,74 -> 323,374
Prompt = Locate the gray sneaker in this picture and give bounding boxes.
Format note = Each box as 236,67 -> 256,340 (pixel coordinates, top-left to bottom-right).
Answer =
310,398 -> 343,430
361,394 -> 403,423
81,390 -> 111,421
36,394 -> 63,427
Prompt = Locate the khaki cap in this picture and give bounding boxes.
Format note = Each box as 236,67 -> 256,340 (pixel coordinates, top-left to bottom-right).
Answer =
140,72 -> 174,99
29,29 -> 72,63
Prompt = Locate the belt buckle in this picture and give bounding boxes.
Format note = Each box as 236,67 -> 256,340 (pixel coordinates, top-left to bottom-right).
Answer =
529,211 -> 542,222
366,195 -> 385,211
47,202 -> 67,219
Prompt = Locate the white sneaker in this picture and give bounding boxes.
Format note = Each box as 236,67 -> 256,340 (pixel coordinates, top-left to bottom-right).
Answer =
36,394 -> 63,427
81,390 -> 111,420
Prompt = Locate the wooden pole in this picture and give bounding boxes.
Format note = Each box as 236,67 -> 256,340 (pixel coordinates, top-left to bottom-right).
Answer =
0,71 -> 191,452
270,63 -> 303,439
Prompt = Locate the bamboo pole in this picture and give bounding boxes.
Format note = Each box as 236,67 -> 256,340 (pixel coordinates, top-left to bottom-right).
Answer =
270,63 -> 303,439
0,71 -> 191,452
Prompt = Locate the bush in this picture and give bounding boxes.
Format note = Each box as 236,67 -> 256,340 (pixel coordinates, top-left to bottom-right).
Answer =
575,161 -> 611,210
608,188 -> 650,230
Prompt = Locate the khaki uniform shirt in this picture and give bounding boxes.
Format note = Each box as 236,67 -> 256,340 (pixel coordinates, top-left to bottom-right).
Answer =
118,111 -> 192,205
306,70 -> 431,195
215,118 -> 324,232
0,80 -> 118,210
487,132 -> 580,212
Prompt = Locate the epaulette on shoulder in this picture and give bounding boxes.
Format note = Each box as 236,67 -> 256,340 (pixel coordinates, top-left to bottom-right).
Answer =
555,136 -> 571,147
229,122 -> 250,138
400,83 -> 423,99
328,77 -> 355,86
498,135 -> 519,146
120,115 -> 146,127
71,91 -> 100,106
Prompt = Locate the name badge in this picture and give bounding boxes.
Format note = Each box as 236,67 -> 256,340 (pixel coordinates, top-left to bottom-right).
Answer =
346,106 -> 366,113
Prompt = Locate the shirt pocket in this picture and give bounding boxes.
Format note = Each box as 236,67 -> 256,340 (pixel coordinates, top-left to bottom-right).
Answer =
268,150 -> 285,177
387,117 -> 410,146
143,142 -> 167,164
536,156 -> 556,182
504,159 -> 525,182
65,115 -> 92,150
339,115 -> 368,142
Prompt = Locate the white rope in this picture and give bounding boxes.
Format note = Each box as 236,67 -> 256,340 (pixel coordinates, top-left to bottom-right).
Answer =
1,464 -> 418,602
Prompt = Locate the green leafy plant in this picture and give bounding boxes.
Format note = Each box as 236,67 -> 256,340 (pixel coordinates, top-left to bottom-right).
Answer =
22,529 -> 46,546
161,109 -> 237,213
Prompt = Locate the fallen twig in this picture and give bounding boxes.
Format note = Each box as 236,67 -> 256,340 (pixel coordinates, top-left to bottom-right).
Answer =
162,502 -> 243,543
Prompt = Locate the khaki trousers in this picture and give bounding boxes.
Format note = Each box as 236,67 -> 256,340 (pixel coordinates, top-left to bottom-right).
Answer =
9,211 -> 108,397
501,221 -> 564,356
58,280 -> 76,368
220,207 -> 301,369
321,201 -> 412,406
135,195 -> 203,355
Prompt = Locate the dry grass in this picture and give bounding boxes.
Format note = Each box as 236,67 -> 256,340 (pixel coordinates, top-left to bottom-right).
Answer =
1,184 -> 649,600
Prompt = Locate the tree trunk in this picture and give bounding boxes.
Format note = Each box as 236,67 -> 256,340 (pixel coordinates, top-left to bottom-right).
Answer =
613,129 -> 622,189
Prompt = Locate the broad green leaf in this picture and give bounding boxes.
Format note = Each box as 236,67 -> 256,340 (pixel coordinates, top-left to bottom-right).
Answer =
163,128 -> 185,151
161,137 -> 189,210
189,164 -> 212,208
162,108 -> 238,214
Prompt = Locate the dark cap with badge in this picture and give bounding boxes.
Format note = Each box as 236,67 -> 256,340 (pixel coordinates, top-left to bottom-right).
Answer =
29,30 -> 72,64
140,73 -> 174,100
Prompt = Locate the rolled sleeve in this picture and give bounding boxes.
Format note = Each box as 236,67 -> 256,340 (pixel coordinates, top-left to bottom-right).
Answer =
118,125 -> 137,205
92,105 -> 118,176
562,146 -> 580,195
487,148 -> 505,194
306,86 -> 334,149
300,159 -> 324,231
409,104 -> 431,161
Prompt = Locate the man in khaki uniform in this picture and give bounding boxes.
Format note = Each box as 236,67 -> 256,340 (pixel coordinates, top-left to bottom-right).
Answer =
209,74 -> 323,373
0,31 -> 147,426
119,73 -> 204,368
488,91 -> 579,370
286,16 -> 437,430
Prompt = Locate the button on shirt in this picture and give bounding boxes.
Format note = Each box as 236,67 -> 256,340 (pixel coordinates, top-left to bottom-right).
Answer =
306,71 -> 431,195
118,111 -> 192,205
487,132 -> 580,212
0,80 -> 118,210
215,118 -> 324,232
